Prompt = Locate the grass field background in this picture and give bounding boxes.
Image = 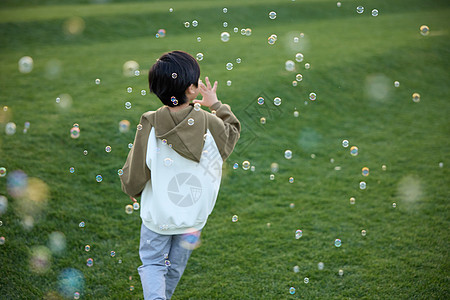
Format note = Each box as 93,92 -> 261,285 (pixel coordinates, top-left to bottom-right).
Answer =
0,0 -> 449,298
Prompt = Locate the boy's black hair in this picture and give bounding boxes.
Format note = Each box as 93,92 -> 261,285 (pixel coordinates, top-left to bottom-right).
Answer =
148,51 -> 200,107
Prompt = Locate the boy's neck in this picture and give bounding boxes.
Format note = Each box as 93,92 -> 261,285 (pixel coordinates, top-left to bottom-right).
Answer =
168,102 -> 190,112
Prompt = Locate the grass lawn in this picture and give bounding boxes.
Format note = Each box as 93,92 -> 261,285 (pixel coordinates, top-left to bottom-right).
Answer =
0,0 -> 449,298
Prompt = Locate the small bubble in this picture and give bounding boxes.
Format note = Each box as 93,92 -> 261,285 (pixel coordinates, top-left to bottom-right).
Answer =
420,25 -> 430,36
439,162 -> 444,168
110,250 -> 116,257
187,118 -> 195,126
74,292 -> 80,299
141,90 -> 146,96
233,163 -> 239,170
117,169 -> 124,176
232,215 -> 238,222
234,27 -> 238,33
96,175 -> 103,182
356,6 -> 364,14
359,181 -> 367,189
268,11 -> 277,19
289,177 -> 294,183
125,101 -> 131,109
226,62 -> 233,70
70,126 -> 80,139
69,167 -> 75,174
83,150 -> 88,155
223,7 -> 228,13
412,92 -> 420,103
0,236 -> 5,245
137,124 -> 143,131
271,163 -> 279,173
163,158 -> 173,167
194,103 -> 201,111
304,277 -> 309,284
309,92 -> 317,101
382,164 -> 387,171
86,258 -> 94,267
95,78 -> 101,85
284,150 -> 292,159
371,9 -> 379,16
350,146 -> 358,156
273,97 -> 281,106
334,238 -> 342,247
304,63 -> 311,69
295,229 -> 302,239
394,81 -> 400,88
294,111 -> 299,117
260,117 -> 266,124
361,230 -> 367,236
289,287 -> 296,295
250,166 -> 256,172
85,245 -> 90,251
125,204 -> 133,214
290,203 -> 295,209
105,145 -> 112,153
292,81 -> 298,87
172,73 -> 178,79
257,97 -> 264,105
184,22 -> 190,28
293,265 -> 299,273
350,197 -> 355,205
221,32 -> 230,42
169,8 -> 173,12
197,37 -> 201,42
134,70 -> 140,76
339,269 -> 344,276
128,143 -> 133,149
236,58 -> 241,64
362,167 -> 369,176
192,20 -> 198,27
133,202 -> 140,210
127,87 -> 132,93
318,262 -> 324,270
337,2 -> 341,7
295,53 -> 304,62
223,22 -> 228,28
196,53 -> 204,61
269,174 -> 275,180
242,161 -> 250,170
227,80 -> 232,86
79,221 -> 85,228
296,74 -> 303,81
392,202 -> 397,208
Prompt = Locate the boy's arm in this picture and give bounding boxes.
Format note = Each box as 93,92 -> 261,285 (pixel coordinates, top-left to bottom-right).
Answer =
120,113 -> 152,198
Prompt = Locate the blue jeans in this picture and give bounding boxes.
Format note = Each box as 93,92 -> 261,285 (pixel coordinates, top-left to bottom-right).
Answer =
138,223 -> 195,300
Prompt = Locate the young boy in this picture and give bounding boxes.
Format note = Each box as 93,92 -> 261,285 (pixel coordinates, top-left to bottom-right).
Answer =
120,51 -> 240,300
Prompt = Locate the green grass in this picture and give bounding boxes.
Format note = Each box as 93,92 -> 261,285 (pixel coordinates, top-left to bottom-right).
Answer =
0,0 -> 449,298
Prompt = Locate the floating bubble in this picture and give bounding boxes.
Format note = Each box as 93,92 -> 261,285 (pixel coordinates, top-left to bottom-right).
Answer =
360,181 -> 367,189
105,146 -> 111,153
187,118 -> 195,126
184,22 -> 190,28
273,97 -> 281,106
294,111 -> 299,117
171,73 -> 178,79
133,202 -> 140,210
0,236 -> 4,245
163,158 -> 173,167
420,25 -> 430,36
0,167 -> 6,177
309,92 -> 316,101
96,175 -> 103,182
339,269 -> 344,276
110,250 -> 116,257
334,238 -> 342,247
180,229 -> 201,250
356,6 -> 364,14
63,16 -> 85,35
392,202 -> 397,208
362,167 -> 369,176
197,37 -> 201,42
289,287 -> 296,294
284,150 -> 292,159
372,9 -> 379,16
128,143 -> 133,149
79,221 -> 85,228
74,292 -> 80,299
69,167 -> 75,174
292,81 -> 298,87
157,29 -> 166,38
289,177 -> 294,183
295,229 -> 302,239
192,20 -> 198,27
268,35 -> 276,45
245,28 -> 252,36
49,231 -> 66,255
270,162 -> 279,173
295,53 -> 304,62
257,97 -> 264,105
83,150 -> 88,155
350,197 -> 355,204
285,60 -> 295,71
58,268 -> 85,299
293,265 -> 300,273
304,277 -> 309,284
169,8 -> 173,12
350,146 -> 358,156
361,230 -> 367,236
194,103 -> 201,111
95,78 -> 101,85
125,204 -> 133,214
269,11 -> 277,19
29,245 -> 51,273
226,62 -> 233,70
382,164 -> 387,171
269,174 -> 275,180
137,124 -> 143,131
227,80 -> 232,86
250,166 -> 255,172
296,74 -> 303,81
129,286 -> 134,291
236,58 -> 241,64
125,101 -> 132,109
134,70 -> 140,76
196,53 -> 204,61
305,63 -> 311,69
233,27 -> 238,33
260,117 -> 266,124
141,90 -> 146,96
221,32 -> 230,42
223,7 -> 228,13
318,262 -> 324,270
0,195 -> 7,215
337,2 -> 341,7
18,56 -> 34,73
341,140 -> 349,148
70,127 -> 80,139
86,258 -> 93,267
439,162 -> 443,168
394,81 -> 400,88
44,59 -> 62,79
412,93 -> 420,103
85,245 -> 90,252
123,60 -> 139,77
119,120 -> 130,133
242,161 -> 250,170
232,215 -> 238,222
0,221 -> 2,226
241,29 -> 246,35
293,37 -> 299,43
223,22 -> 228,28
6,122 -> 16,135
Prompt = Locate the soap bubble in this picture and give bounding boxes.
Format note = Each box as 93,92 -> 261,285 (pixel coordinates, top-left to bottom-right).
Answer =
29,245 -> 51,273
362,167 -> 369,176
74,292 -> 80,299
123,60 -> 139,77
309,92 -> 316,101
141,90 -> 146,96
236,58 -> 241,64
359,181 -> 367,189
79,221 -> 85,228
133,202 -> 140,210
227,80 -> 232,86
296,74 -> 303,81
289,287 -> 296,294
361,230 -> 367,236
110,250 -> 116,257
350,197 -> 356,204
232,215 -> 238,222
304,63 -> 311,69
85,245 -> 90,252
285,60 -> 295,71
172,72 -> 178,79
269,174 -> 275,180
18,56 -> 34,73
394,81 -> 400,87
250,166 -> 255,172
356,6 -> 364,14
339,269 -> 344,276
392,202 -> 397,208
197,37 -> 201,42
295,229 -> 302,239
295,53 -> 304,62
125,204 -> 133,214
350,146 -> 358,156
70,127 -> 80,139
194,103 -> 201,111
134,70 -> 140,76
226,62 -> 233,70
169,8 -> 173,12
180,229 -> 201,250
86,258 -> 93,267
284,150 -> 292,159
294,111 -> 299,117
233,27 -> 238,33
382,164 -> 387,171
292,81 -> 298,87
125,101 -> 132,109
105,146 -> 111,153
128,143 -> 133,149
242,161 -> 250,170
223,22 -> 228,28
223,8 -> 228,13
260,117 -> 266,124
49,231 -> 66,255
69,167 -> 75,174
119,120 -> 130,133
334,238 -> 342,247
184,22 -> 190,28
5,122 -> 16,135
95,78 -> 101,85
439,162 -> 443,168
318,262 -> 324,270
58,268 -> 84,298
257,97 -> 264,105
220,32 -> 230,42
245,28 -> 252,36
293,265 -> 300,273
270,162 -> 279,173
342,140 -> 349,147
269,11 -> 277,19
163,158 -> 173,167
0,195 -> 7,215
96,175 -> 103,182
371,9 -> 379,17
412,93 -> 420,103
0,236 -> 4,245
273,97 -> 281,106
268,35 -> 276,45
63,16 -> 85,36
192,20 -> 198,27
304,277 -> 309,284
289,177 -> 294,183
83,150 -> 88,155
196,53 -> 204,61
187,118 -> 195,126
157,29 -> 166,38
233,163 -> 239,169
420,25 -> 430,36
337,2 -> 341,7
137,124 -> 143,130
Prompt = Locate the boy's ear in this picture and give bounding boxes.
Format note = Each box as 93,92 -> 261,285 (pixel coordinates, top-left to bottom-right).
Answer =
187,84 -> 196,94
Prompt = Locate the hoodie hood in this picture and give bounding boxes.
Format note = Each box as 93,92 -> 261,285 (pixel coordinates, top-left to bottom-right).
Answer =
153,104 -> 206,162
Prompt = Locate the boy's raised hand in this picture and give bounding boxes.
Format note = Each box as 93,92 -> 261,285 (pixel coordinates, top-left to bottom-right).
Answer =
193,77 -> 218,108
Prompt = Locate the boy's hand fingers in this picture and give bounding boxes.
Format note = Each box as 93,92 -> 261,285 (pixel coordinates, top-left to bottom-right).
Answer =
205,77 -> 212,89
212,81 -> 218,92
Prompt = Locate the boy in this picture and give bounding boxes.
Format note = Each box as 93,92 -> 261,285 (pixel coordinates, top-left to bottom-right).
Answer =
120,50 -> 240,300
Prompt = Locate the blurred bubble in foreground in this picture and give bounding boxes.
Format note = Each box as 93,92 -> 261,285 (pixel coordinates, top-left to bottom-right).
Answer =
365,74 -> 391,102
48,231 -> 66,255
58,268 -> 85,298
30,246 -> 51,273
5,122 -> 16,135
180,229 -> 201,250
63,17 -> 85,35
119,120 -> 130,133
18,56 -> 34,73
0,195 -> 7,215
123,60 -> 139,77
285,60 -> 295,71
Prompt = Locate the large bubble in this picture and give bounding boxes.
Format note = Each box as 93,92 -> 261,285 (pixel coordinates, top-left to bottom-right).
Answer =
18,56 -> 34,73
58,268 -> 85,298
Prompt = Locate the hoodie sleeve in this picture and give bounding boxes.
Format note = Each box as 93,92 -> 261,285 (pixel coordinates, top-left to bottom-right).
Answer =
208,101 -> 241,161
120,113 -> 153,198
